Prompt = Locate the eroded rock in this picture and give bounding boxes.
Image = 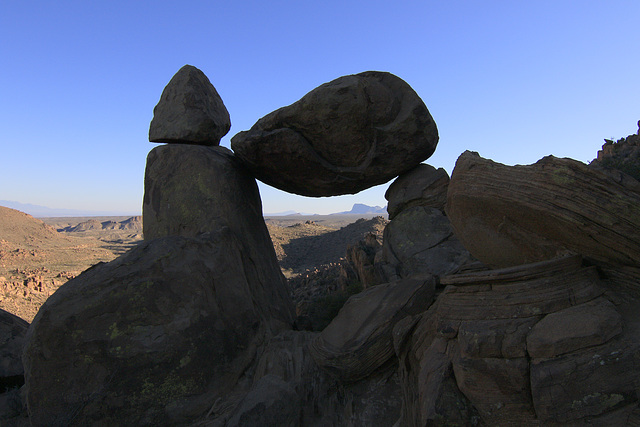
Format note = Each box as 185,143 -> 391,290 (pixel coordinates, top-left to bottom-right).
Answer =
22,229 -> 293,425
149,65 -> 231,145
231,71 -> 438,196
446,151 -> 640,269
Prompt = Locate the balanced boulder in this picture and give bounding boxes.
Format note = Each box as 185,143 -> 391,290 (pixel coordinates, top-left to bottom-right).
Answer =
149,65 -> 231,145
446,151 -> 640,268
231,71 -> 438,196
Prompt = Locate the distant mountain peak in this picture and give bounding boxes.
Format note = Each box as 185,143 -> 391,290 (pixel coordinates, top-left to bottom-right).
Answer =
336,203 -> 387,215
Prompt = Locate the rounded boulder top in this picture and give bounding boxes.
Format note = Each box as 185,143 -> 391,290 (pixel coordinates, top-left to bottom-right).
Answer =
231,71 -> 439,197
149,64 -> 231,146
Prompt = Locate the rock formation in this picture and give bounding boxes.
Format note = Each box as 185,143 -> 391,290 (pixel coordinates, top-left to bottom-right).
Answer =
396,255 -> 640,425
231,71 -> 439,196
0,309 -> 27,423
385,163 -> 449,220
15,67 -> 640,426
446,151 -> 640,269
149,65 -> 231,145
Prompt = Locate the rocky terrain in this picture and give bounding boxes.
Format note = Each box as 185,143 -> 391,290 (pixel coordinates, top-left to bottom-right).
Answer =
4,65 -> 640,426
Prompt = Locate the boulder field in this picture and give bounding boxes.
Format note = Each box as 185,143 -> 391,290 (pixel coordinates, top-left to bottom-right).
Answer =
8,65 -> 640,426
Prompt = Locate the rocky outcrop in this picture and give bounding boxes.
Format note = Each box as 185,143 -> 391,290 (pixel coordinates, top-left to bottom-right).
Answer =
310,277 -> 435,382
231,71 -> 438,196
396,256 -> 640,426
149,65 -> 231,145
592,120 -> 640,181
228,330 -> 403,426
380,206 -> 473,281
385,163 -> 449,220
446,151 -> 640,268
22,228 -> 293,425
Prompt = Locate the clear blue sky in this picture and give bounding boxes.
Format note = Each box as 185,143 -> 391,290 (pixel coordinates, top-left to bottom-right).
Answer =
2,1 -> 639,215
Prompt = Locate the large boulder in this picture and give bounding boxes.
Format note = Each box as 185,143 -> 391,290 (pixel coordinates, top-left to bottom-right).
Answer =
22,228 -> 293,425
310,277 -> 435,382
379,206 -> 473,281
231,71 -> 438,196
149,65 -> 231,145
385,163 -> 449,219
446,151 -> 640,268
395,255 -> 640,426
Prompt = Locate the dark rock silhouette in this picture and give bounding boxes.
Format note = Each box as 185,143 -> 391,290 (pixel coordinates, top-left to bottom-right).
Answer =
385,163 -> 449,219
231,71 -> 438,196
149,64 -> 230,145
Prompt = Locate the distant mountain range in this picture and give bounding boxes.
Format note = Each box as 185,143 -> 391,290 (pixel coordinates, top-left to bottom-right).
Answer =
0,200 -> 141,218
3,200 -> 386,218
333,203 -> 387,215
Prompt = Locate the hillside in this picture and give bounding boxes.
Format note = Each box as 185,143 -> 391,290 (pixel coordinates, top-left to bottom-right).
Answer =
0,208 -> 142,321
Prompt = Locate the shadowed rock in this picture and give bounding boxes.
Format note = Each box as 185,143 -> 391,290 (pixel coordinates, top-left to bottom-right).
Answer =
396,256 -> 640,426
310,277 -> 435,382
231,71 -> 438,196
385,163 -> 450,220
380,206 -> 473,281
446,151 -> 640,268
22,229 -> 293,425
149,65 -> 231,145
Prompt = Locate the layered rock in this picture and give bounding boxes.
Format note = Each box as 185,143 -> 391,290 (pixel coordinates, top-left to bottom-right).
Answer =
385,163 -> 449,220
22,228 -> 293,425
149,65 -> 231,145
231,71 -> 438,196
395,256 -> 640,426
446,151 -> 640,268
310,277 -> 435,382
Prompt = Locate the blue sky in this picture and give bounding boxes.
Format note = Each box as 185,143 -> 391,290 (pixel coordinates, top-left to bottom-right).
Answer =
2,1 -> 639,215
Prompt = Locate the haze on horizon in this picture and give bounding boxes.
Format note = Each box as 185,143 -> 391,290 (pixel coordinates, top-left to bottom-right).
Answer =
2,1 -> 639,216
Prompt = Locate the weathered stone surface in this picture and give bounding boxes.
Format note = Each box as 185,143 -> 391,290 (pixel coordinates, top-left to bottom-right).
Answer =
446,151 -> 640,268
310,277 -> 435,382
385,163 -> 449,219
149,64 -> 231,145
231,71 -> 438,196
238,330 -> 403,426
22,229 -> 294,425
143,145 -> 271,248
396,256 -> 640,425
527,297 -> 623,358
380,206 -> 473,281
0,309 -> 28,381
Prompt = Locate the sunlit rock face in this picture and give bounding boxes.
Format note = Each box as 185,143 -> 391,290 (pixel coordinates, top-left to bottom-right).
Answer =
231,71 -> 439,197
149,64 -> 231,146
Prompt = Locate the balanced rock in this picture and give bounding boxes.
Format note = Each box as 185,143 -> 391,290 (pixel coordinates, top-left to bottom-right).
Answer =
446,151 -> 640,268
385,163 -> 450,219
310,277 -> 435,382
396,255 -> 640,425
149,65 -> 231,145
231,71 -> 438,196
22,228 -> 294,425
